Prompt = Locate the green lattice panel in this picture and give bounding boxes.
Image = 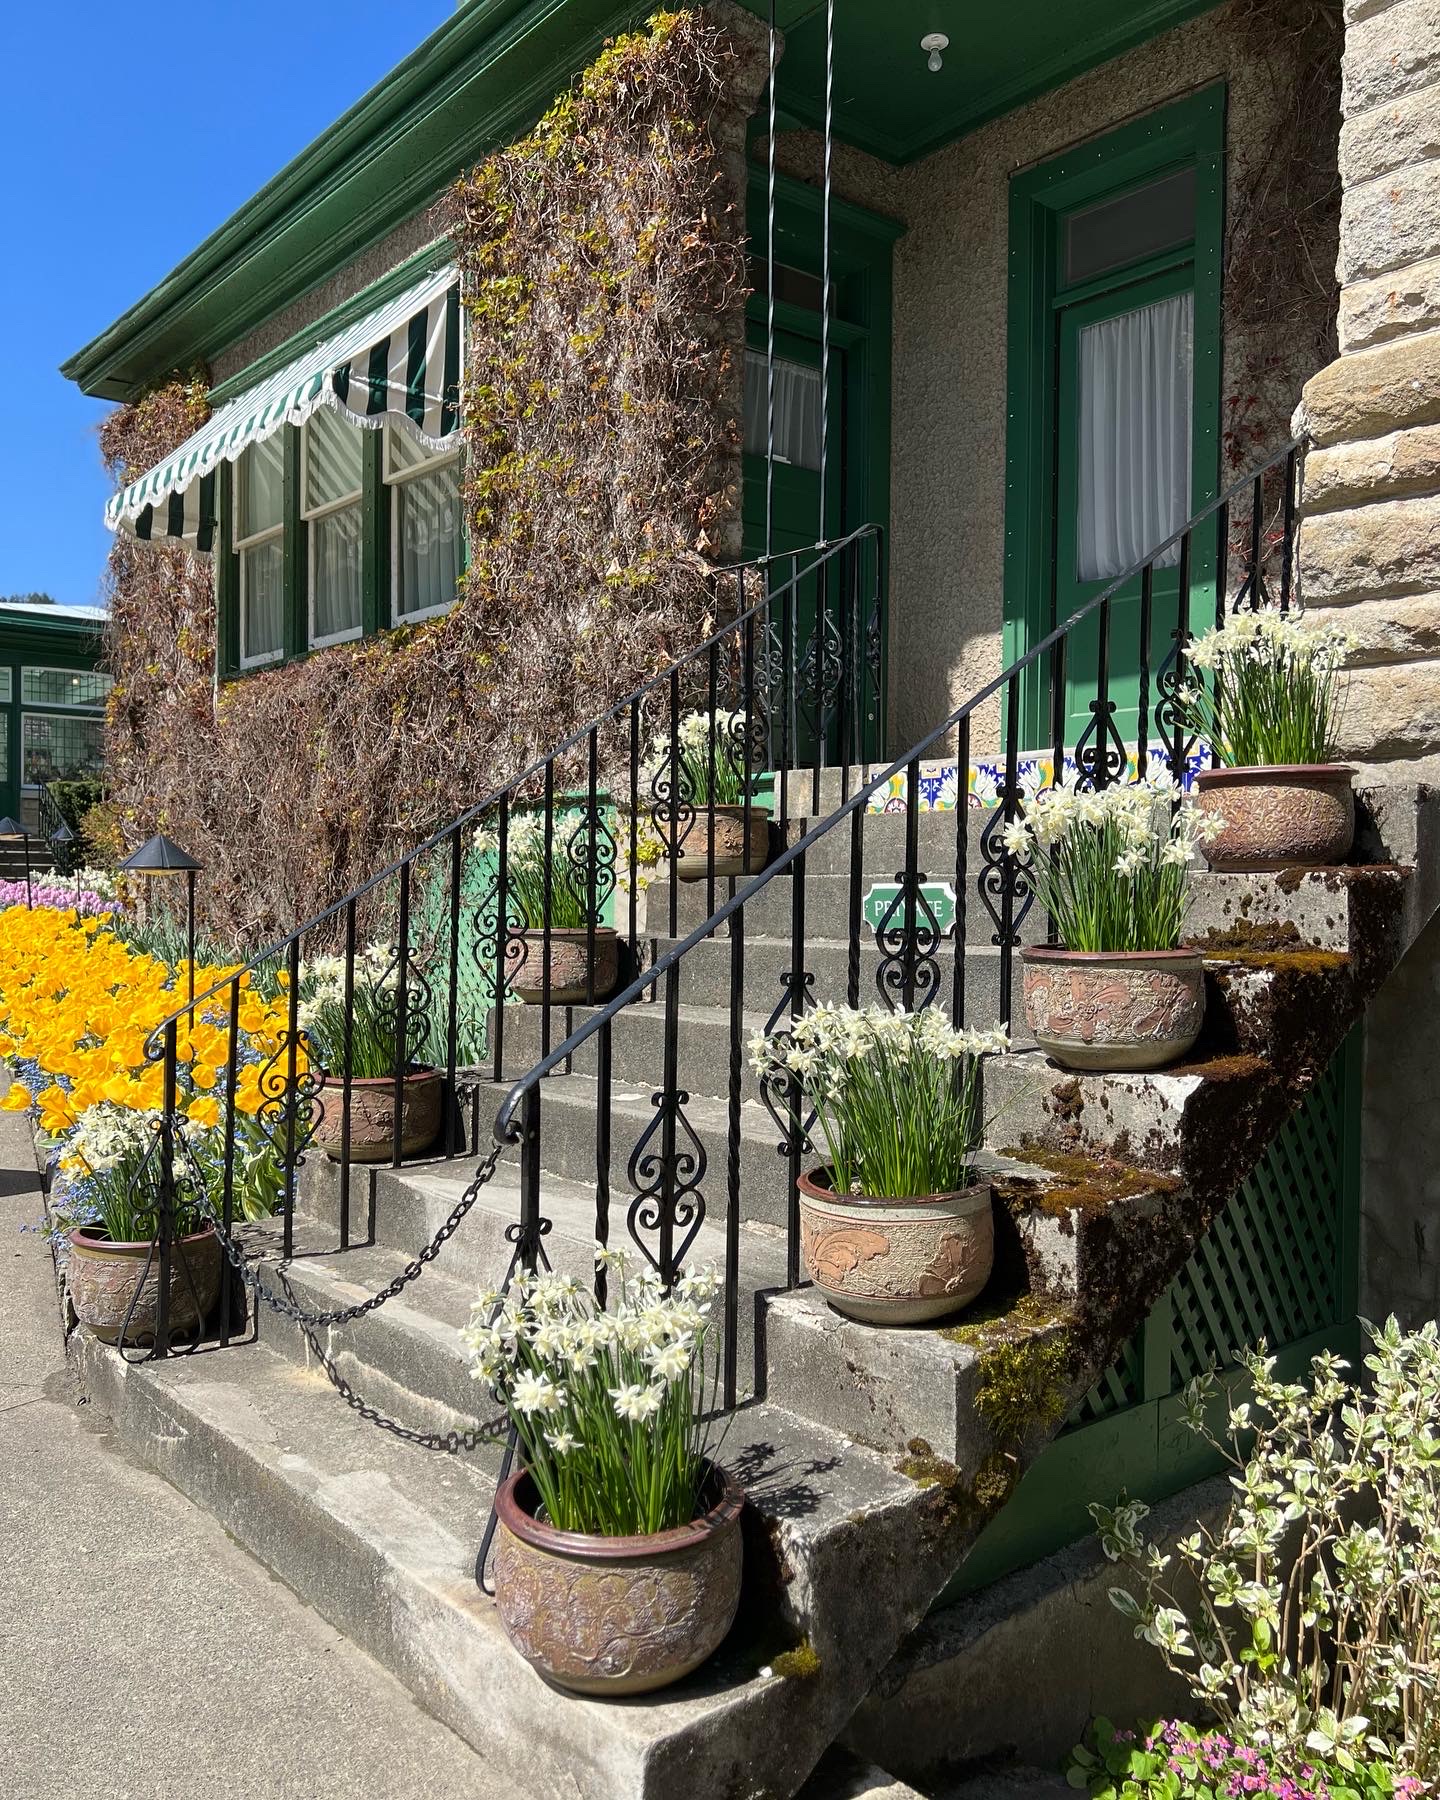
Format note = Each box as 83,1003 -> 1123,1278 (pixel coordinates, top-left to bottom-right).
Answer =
1064,1043 -> 1349,1431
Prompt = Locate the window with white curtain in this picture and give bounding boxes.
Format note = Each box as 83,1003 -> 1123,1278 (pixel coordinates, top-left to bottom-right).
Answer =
386,427 -> 463,622
1075,291 -> 1193,582
236,436 -> 285,666
743,351 -> 823,471
304,407 -> 364,646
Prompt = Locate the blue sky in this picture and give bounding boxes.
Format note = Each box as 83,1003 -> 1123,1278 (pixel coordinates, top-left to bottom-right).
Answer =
1,2 -> 452,609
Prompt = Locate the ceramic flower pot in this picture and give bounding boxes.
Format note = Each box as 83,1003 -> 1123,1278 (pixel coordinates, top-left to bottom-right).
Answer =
506,926 -> 620,1005
66,1223 -> 222,1345
1192,765 -> 1355,872
492,1461 -> 745,1696
1021,947 -> 1205,1073
796,1168 -> 995,1326
675,805 -> 770,881
310,1067 -> 442,1163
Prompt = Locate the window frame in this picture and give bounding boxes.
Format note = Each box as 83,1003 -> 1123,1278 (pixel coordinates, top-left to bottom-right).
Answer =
234,442 -> 287,670
19,709 -> 106,793
19,665 -> 112,709
385,427 -> 464,627
302,413 -> 365,650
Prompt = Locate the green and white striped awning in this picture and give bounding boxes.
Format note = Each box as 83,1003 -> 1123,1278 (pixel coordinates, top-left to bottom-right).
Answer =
107,266 -> 462,548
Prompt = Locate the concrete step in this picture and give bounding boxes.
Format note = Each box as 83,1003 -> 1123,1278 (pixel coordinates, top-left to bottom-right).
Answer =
492,999 -> 775,1105
655,935 -> 1014,1027
649,862 -> 1045,949
290,1157 -> 789,1404
74,1329 -> 940,1800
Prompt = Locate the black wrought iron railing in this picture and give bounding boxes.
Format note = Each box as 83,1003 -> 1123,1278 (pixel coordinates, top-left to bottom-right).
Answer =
114,437 -> 1301,1390
117,524 -> 884,1356
486,438 -> 1305,1404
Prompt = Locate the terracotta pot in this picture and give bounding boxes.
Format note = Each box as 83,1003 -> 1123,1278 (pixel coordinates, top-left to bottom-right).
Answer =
1021,946 -> 1205,1073
67,1224 -> 221,1345
310,1067 -> 442,1163
1193,764 -> 1356,872
493,1461 -> 744,1696
675,805 -> 770,881
506,926 -> 619,1005
797,1168 -> 994,1326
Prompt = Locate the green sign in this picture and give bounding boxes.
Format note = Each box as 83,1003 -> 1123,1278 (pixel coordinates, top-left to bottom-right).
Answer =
862,881 -> 958,938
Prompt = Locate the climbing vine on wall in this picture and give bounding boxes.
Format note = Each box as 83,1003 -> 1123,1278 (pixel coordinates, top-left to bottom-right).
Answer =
99,8 -> 761,943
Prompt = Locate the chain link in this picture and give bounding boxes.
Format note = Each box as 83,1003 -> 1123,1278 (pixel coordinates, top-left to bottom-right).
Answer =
197,1144 -> 505,1331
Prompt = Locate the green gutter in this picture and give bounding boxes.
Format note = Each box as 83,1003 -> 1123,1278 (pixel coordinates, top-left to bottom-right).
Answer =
62,0 -> 646,402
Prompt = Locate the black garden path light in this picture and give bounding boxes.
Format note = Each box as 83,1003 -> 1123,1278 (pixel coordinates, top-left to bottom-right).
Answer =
49,820 -> 76,877
120,835 -> 204,1014
0,817 -> 33,909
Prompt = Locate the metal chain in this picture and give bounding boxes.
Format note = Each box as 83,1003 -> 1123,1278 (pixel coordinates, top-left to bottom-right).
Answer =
290,1306 -> 506,1456
195,1144 -> 505,1331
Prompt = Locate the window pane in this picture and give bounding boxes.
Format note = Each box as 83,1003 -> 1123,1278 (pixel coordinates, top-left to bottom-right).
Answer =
241,538 -> 285,662
21,667 -> 111,707
0,670 -> 10,703
1063,167 -> 1197,288
396,464 -> 462,619
1075,292 -> 1193,582
0,715 -> 7,783
239,436 -> 285,539
312,503 -> 363,642
743,352 -> 823,470
22,713 -> 105,786
387,424 -> 440,478
306,407 -> 364,512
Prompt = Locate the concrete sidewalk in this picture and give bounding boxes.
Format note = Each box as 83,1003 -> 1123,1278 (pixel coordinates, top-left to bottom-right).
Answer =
0,1109 -> 502,1800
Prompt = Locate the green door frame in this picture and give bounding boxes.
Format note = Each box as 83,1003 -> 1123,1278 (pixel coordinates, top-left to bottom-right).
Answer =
743,169 -> 902,758
1002,84 -> 1226,751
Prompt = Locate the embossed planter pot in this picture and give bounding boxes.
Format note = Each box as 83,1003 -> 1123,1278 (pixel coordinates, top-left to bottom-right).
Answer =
1021,947 -> 1205,1073
675,805 -> 770,881
493,1461 -> 745,1697
310,1067 -> 442,1163
797,1168 -> 995,1326
67,1224 -> 221,1345
1193,764 -> 1355,872
507,926 -> 619,1005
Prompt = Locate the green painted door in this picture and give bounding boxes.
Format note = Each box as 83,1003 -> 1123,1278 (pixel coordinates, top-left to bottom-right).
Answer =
742,327 -> 847,768
1054,262 -> 1196,752
1002,88 -> 1225,755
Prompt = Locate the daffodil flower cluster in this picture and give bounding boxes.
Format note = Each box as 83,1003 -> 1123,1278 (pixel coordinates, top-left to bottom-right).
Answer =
1176,612 -> 1355,769
471,807 -> 609,930
749,1002 -> 1009,1198
1001,780 -> 1221,953
645,707 -> 754,808
461,1249 -> 722,1537
0,904 -> 295,1242
1093,1318 -> 1440,1784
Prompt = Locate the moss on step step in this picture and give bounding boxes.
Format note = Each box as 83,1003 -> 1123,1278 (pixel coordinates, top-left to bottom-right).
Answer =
769,1639 -> 822,1680
996,1144 -> 1179,1218
936,1291 -> 1069,1352
974,1331 -> 1073,1445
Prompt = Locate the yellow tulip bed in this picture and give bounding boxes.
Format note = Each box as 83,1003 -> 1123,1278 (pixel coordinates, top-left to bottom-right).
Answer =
0,903 -> 302,1242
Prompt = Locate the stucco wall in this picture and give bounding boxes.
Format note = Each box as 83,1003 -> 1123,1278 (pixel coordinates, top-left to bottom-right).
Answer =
210,200 -> 452,389
778,0 -> 1340,758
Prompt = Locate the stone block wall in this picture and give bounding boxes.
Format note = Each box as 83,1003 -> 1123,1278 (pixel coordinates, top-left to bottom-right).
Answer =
1299,0 -> 1440,762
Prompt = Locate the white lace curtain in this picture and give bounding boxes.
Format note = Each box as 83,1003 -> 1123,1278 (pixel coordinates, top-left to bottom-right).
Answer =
743,351 -> 824,471
1075,291 -> 1193,581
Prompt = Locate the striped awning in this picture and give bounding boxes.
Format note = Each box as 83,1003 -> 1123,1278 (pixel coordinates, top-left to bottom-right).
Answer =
107,266 -> 462,547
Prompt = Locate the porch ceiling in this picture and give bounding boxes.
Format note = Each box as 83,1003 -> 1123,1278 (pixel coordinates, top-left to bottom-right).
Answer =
740,0 -> 1224,164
